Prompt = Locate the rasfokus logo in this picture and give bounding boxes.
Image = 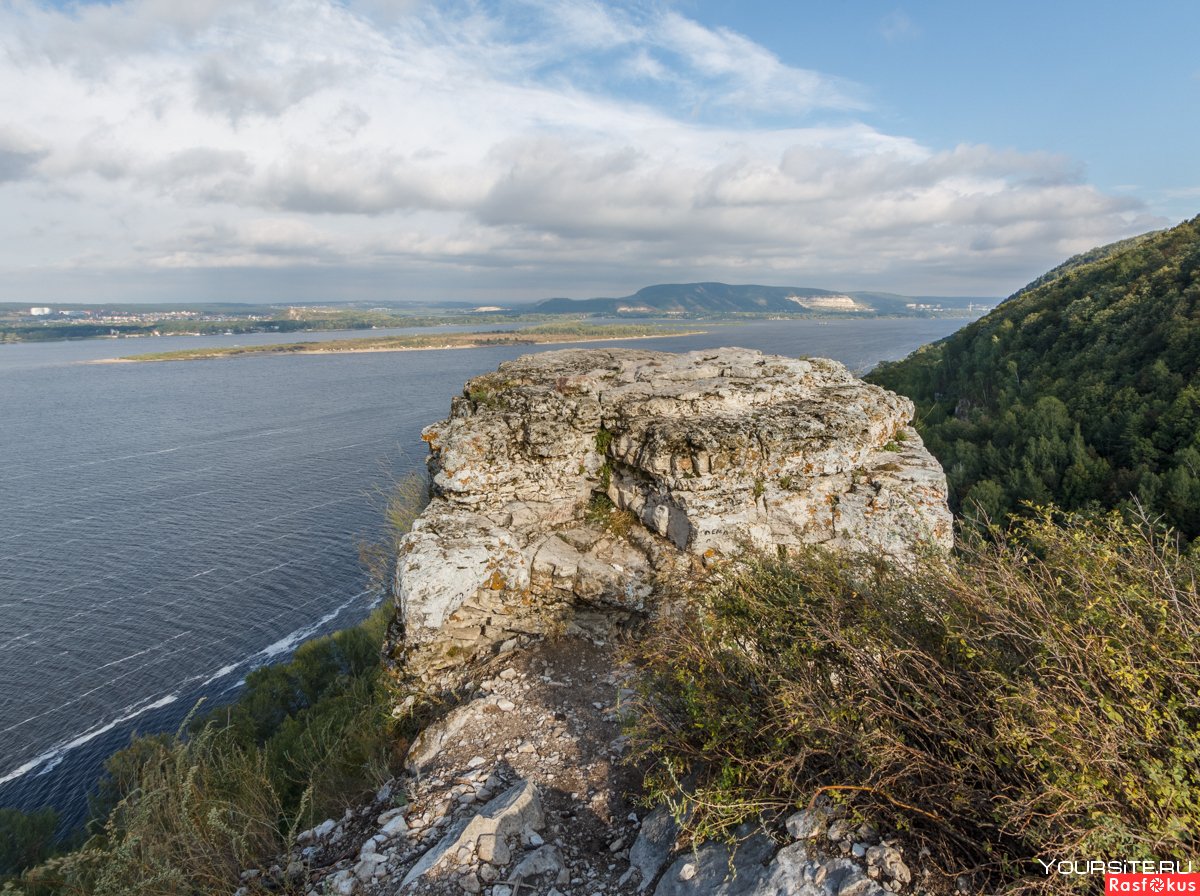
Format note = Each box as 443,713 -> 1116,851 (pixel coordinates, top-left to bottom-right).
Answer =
1105,874 -> 1199,893
1035,860 -> 1198,893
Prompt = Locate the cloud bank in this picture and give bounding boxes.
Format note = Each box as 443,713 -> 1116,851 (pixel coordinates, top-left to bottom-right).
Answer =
0,0 -> 1158,301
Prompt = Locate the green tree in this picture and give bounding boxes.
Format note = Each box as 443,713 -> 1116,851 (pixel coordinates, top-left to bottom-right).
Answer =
869,213 -> 1200,537
0,808 -> 58,876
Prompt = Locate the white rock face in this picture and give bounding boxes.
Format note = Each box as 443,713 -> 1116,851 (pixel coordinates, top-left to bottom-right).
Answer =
389,348 -> 951,684
399,780 -> 543,889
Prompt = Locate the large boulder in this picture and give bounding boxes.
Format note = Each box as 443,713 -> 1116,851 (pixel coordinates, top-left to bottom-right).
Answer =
388,348 -> 952,688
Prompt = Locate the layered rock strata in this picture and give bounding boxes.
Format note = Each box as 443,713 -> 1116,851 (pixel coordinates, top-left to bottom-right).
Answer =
388,347 -> 952,690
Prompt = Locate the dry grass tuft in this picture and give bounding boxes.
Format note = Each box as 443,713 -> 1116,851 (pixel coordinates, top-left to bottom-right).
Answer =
629,508 -> 1200,894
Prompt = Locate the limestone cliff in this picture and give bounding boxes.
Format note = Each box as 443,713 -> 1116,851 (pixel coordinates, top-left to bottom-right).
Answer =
280,347 -> 952,896
387,347 -> 951,693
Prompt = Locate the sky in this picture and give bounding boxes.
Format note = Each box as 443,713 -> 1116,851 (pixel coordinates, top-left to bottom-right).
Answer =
0,0 -> 1196,304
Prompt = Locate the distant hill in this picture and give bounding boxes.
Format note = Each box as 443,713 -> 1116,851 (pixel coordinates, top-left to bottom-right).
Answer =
868,214 -> 1200,537
532,282 -> 990,316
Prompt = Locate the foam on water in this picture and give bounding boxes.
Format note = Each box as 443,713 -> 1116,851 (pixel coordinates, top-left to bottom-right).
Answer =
0,694 -> 182,787
0,584 -> 377,790
200,587 -> 374,686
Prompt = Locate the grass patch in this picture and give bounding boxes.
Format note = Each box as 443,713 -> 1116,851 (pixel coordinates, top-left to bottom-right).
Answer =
597,460 -> 613,493
468,387 -> 498,408
595,427 -> 613,454
585,493 -> 638,538
629,508 -> 1200,893
27,723 -> 290,896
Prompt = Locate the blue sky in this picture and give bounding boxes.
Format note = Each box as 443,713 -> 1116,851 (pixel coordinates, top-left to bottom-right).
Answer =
0,0 -> 1194,303
690,1 -> 1198,214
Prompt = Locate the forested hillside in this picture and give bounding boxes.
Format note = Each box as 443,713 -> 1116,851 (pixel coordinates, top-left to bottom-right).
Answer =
868,215 -> 1200,536
1006,229 -> 1162,300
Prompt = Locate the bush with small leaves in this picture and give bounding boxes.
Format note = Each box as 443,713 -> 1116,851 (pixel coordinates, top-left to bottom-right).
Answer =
630,507 -> 1200,894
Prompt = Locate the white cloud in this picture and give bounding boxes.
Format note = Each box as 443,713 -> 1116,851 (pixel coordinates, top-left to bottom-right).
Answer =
0,126 -> 49,182
0,0 -> 1157,301
880,10 -> 919,44
652,11 -> 862,115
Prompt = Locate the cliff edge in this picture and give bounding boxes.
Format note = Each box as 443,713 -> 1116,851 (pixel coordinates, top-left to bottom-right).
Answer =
386,347 -> 951,695
281,347 -> 952,896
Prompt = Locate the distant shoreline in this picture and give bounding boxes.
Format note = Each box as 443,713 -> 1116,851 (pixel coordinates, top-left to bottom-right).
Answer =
95,327 -> 708,363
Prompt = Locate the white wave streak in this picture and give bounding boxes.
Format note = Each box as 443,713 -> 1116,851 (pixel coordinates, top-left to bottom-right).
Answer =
201,588 -> 373,686
0,636 -> 196,733
92,631 -> 193,673
0,553 -> 316,652
0,447 -> 182,483
0,693 -> 180,786
0,558 -> 374,786
0,586 -> 372,786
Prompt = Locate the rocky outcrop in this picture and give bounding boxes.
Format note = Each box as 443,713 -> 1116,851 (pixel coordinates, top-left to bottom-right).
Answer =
388,347 -> 951,691
273,637 -> 924,896
238,348 -> 952,896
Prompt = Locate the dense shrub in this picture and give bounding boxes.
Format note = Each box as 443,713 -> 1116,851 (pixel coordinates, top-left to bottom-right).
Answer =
630,509 -> 1200,893
0,809 -> 58,878
22,724 -> 288,896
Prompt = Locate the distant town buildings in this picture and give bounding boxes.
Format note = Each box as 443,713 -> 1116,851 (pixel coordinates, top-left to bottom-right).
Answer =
903,302 -> 993,313
29,306 -> 51,315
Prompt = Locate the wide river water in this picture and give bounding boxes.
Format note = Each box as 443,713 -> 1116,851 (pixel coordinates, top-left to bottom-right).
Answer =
0,317 -> 970,826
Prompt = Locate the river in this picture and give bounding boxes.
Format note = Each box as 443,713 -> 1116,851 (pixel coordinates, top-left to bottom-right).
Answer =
0,316 -> 969,826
